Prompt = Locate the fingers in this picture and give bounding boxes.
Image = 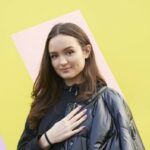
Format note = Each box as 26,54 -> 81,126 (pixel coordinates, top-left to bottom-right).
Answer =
46,105 -> 87,144
67,126 -> 86,137
64,105 -> 82,121
71,114 -> 87,130
69,109 -> 87,123
63,106 -> 87,131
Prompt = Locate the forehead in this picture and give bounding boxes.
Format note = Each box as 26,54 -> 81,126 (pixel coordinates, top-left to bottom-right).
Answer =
48,34 -> 80,52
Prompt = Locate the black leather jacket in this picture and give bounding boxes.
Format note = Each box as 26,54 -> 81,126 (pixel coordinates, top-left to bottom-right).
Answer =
17,86 -> 145,150
63,86 -> 144,150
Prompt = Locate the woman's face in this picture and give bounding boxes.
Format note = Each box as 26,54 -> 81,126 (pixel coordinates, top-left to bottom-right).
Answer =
48,34 -> 91,86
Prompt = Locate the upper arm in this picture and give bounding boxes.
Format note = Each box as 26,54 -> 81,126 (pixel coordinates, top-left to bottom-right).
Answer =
102,87 -> 144,150
17,119 -> 43,150
88,92 -> 112,149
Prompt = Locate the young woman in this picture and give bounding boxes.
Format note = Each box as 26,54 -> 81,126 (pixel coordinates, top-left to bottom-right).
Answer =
17,23 -> 144,150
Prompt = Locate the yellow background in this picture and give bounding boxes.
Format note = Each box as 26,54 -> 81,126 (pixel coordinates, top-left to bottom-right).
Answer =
0,0 -> 150,149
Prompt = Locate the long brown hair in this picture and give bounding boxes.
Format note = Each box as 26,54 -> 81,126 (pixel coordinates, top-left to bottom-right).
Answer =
28,23 -> 107,130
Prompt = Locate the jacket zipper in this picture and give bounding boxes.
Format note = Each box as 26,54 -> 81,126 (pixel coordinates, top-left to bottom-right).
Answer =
64,102 -> 78,150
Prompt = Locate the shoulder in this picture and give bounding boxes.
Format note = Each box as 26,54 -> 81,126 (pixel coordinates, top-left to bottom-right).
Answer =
98,86 -> 124,106
96,86 -> 128,117
97,86 -> 132,123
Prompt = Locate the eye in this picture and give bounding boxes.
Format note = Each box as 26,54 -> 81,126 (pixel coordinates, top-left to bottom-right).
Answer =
50,55 -> 58,59
66,50 -> 74,56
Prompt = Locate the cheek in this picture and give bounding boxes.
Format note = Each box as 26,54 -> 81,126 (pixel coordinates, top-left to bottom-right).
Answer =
74,58 -> 85,71
51,60 -> 58,71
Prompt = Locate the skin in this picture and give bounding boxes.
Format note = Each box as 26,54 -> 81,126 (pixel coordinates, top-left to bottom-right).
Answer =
48,34 -> 91,86
39,106 -> 87,149
38,34 -> 91,149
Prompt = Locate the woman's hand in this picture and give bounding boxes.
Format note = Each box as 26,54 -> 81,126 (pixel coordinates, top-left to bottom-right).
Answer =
47,105 -> 87,144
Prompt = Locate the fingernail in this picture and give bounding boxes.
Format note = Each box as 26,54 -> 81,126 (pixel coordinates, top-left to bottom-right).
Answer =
82,126 -> 86,129
84,114 -> 87,118
78,105 -> 82,108
83,109 -> 87,112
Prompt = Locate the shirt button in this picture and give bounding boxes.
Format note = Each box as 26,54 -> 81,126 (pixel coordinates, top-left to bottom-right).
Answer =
69,141 -> 73,146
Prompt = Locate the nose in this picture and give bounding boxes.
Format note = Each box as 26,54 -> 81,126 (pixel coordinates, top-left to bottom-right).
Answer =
59,56 -> 68,65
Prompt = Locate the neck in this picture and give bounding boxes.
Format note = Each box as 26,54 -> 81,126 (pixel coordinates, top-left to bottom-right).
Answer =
64,77 -> 84,86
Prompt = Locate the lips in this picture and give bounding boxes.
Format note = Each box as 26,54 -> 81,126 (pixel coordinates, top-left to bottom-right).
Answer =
60,67 -> 71,70
60,67 -> 71,72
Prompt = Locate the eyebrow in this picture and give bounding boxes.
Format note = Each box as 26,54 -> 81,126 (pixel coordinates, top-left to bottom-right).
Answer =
49,46 -> 73,54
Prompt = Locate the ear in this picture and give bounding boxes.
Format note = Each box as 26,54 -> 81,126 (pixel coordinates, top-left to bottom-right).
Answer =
83,44 -> 91,59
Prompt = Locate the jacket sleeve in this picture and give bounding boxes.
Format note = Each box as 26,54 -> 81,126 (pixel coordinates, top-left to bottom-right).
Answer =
17,119 -> 44,150
88,87 -> 145,150
103,88 -> 144,150
88,88 -> 113,150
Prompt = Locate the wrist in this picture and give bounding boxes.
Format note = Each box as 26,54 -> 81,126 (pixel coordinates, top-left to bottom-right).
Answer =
44,132 -> 53,147
38,134 -> 50,149
46,130 -> 55,144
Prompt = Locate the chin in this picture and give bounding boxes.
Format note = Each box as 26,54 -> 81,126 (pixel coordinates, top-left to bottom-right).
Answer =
61,76 -> 75,80
60,74 -> 76,80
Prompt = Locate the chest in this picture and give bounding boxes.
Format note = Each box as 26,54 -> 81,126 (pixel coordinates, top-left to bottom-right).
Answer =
37,91 -> 77,135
